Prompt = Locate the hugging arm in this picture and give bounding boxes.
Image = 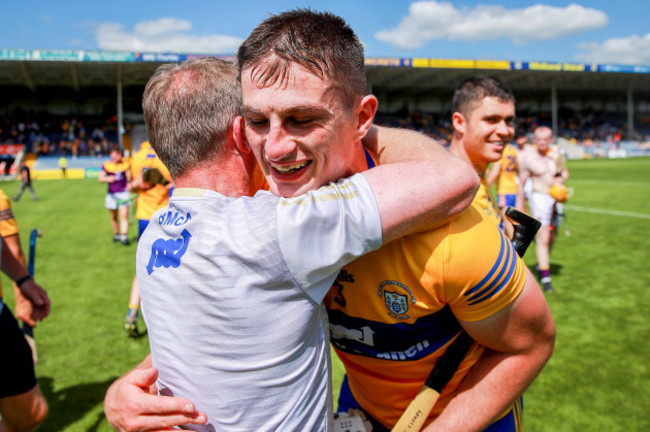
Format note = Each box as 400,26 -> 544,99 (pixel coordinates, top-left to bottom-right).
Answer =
362,125 -> 479,243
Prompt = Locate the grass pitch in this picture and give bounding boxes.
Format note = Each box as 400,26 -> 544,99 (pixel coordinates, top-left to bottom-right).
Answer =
1,156 -> 649,431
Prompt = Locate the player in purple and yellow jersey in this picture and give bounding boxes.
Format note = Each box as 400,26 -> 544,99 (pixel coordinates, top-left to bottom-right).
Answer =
99,147 -> 131,246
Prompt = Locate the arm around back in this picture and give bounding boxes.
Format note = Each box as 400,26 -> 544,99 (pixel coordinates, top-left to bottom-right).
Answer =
361,126 -> 478,244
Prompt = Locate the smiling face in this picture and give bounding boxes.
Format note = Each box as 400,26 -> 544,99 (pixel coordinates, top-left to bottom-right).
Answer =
453,96 -> 515,175
241,62 -> 367,198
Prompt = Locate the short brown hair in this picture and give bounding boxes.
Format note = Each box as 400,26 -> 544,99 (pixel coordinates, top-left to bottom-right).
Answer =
452,75 -> 515,119
142,57 -> 241,178
237,9 -> 367,109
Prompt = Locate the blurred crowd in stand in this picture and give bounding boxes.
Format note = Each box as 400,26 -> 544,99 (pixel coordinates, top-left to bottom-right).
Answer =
3,107 -> 650,161
0,111 -> 127,157
376,108 -> 650,149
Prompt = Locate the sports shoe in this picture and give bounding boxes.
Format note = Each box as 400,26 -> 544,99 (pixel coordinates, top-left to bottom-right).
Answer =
112,236 -> 120,243
542,281 -> 554,293
124,319 -> 140,338
121,238 -> 131,246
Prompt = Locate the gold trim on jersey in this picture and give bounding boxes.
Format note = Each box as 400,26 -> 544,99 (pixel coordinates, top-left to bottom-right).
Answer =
279,182 -> 359,206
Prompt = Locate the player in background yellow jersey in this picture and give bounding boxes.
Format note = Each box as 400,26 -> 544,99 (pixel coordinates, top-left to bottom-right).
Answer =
449,75 -> 516,231
124,141 -> 172,337
487,138 -> 521,210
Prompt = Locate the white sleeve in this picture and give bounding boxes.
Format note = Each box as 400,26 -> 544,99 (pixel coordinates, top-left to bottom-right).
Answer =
276,173 -> 382,303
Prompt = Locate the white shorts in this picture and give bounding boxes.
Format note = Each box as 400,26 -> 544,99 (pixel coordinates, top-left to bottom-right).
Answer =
530,192 -> 556,227
105,191 -> 131,210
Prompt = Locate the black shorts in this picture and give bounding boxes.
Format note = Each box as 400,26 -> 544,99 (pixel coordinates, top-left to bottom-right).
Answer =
0,305 -> 37,398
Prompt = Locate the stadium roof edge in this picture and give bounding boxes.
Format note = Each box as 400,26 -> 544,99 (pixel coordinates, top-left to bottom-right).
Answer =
1,48 -> 650,74
2,48 -> 650,121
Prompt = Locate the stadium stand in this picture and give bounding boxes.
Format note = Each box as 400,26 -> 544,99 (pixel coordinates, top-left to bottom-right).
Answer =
1,49 -> 650,176
375,109 -> 650,158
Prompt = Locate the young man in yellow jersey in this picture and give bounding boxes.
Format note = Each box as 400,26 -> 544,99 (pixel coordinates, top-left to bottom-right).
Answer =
241,21 -> 552,432
449,75 -> 516,231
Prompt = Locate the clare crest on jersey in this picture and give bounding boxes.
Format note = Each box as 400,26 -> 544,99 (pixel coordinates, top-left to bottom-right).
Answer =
385,292 -> 408,316
378,280 -> 415,319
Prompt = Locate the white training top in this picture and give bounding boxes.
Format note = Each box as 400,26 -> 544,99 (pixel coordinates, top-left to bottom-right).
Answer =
137,173 -> 382,432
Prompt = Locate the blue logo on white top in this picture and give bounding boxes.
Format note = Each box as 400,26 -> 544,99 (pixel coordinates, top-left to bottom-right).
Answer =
159,211 -> 192,226
146,229 -> 192,275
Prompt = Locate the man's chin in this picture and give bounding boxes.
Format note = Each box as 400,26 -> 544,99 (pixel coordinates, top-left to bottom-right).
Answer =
488,146 -> 505,160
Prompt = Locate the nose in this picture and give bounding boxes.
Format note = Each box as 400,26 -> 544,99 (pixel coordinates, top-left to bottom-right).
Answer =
264,120 -> 297,162
496,120 -> 513,139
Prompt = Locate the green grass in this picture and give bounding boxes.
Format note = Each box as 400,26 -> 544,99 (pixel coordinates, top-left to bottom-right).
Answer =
519,157 -> 650,431
2,179 -> 148,432
2,157 -> 649,431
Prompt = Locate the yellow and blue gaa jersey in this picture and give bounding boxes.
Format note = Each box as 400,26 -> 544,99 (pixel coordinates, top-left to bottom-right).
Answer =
496,144 -> 519,196
473,177 -> 503,229
324,205 -> 527,428
131,142 -> 172,220
0,189 -> 19,299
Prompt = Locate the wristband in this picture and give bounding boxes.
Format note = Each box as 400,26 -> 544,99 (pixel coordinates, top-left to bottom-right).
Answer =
16,275 -> 33,288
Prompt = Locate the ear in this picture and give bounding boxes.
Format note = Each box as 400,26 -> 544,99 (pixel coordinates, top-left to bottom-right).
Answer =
354,95 -> 378,140
232,116 -> 251,155
452,111 -> 466,135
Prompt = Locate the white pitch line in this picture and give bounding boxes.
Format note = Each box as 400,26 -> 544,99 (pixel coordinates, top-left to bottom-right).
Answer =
565,205 -> 650,220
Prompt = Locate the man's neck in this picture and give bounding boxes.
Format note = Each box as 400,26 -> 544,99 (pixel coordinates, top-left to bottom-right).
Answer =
350,142 -> 372,173
174,157 -> 253,198
449,137 -> 487,177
